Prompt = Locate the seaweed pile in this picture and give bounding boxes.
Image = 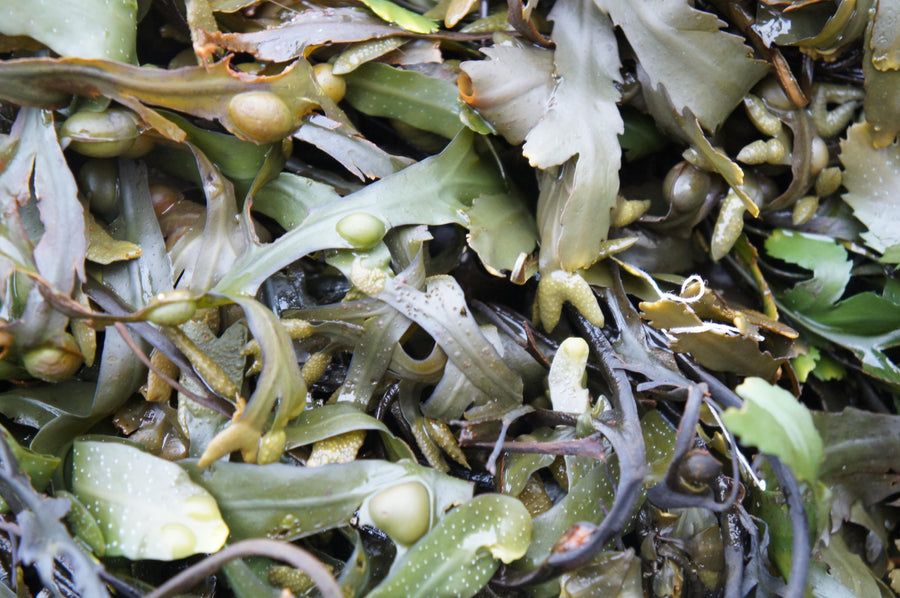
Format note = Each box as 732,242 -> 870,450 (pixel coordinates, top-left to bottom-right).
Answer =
1,0 -> 899,596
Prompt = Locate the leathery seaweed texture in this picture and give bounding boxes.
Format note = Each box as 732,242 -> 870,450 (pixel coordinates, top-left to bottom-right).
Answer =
1,0 -> 900,596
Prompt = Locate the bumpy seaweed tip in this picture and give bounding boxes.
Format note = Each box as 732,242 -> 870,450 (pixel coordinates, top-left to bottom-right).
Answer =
350,257 -> 388,295
535,269 -> 605,332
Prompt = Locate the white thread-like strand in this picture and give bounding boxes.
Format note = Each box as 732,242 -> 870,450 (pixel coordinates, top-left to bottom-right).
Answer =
706,402 -> 767,491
